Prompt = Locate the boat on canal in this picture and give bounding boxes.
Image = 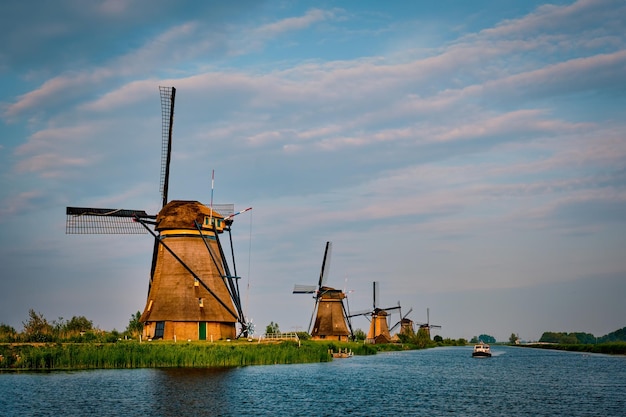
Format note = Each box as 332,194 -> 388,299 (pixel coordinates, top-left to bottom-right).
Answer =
472,341 -> 492,357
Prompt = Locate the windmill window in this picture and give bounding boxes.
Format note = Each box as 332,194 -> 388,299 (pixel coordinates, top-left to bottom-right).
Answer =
204,217 -> 223,228
199,298 -> 204,308
154,321 -> 165,339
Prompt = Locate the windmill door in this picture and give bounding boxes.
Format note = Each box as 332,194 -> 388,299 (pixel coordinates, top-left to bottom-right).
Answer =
199,322 -> 207,340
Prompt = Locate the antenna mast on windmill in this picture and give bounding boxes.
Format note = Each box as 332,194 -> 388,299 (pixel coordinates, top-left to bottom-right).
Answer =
66,86 -> 252,341
349,281 -> 401,344
293,242 -> 353,341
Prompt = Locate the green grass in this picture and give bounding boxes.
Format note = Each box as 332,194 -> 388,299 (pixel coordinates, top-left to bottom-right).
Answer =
0,340 -> 332,370
0,338 -> 439,371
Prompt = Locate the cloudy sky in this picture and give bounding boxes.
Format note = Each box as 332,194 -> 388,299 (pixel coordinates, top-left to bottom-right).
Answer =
1,0 -> 625,342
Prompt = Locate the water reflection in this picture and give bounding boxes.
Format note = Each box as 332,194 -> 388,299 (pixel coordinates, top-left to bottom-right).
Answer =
149,368 -> 236,416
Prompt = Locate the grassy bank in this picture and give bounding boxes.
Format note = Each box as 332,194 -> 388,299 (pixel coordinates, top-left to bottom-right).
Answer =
0,340 -> 438,370
0,338 -> 435,371
0,340 -> 334,370
517,342 -> 626,355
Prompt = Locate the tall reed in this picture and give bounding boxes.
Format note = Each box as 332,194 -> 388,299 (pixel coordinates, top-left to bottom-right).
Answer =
0,341 -> 333,370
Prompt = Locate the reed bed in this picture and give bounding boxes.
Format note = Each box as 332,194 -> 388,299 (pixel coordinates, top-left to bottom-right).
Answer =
0,340 -> 333,370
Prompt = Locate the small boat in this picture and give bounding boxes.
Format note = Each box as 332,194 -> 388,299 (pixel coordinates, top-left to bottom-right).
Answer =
472,341 -> 492,357
330,348 -> 353,358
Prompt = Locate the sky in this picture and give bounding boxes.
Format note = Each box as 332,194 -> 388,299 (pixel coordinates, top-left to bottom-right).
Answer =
1,0 -> 625,342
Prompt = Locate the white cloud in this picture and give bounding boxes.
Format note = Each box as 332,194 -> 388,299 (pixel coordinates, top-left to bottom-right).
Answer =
479,0 -> 625,39
254,8 -> 337,38
1,0 -> 625,339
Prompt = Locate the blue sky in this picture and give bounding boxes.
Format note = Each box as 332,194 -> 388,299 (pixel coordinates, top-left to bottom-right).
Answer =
1,0 -> 625,342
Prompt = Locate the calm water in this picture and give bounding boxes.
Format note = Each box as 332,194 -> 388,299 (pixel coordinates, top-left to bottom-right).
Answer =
1,346 -> 625,416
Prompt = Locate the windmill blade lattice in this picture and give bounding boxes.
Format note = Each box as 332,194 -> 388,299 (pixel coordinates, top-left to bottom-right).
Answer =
293,284 -> 318,294
317,241 -> 332,289
66,207 -> 155,234
159,86 -> 175,207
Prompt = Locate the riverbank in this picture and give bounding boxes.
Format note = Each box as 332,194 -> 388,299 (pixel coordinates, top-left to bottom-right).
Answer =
516,341 -> 626,355
0,339 -> 417,370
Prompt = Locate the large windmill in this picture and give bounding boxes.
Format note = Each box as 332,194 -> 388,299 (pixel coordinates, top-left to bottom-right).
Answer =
349,281 -> 401,344
66,86 -> 251,341
293,242 -> 353,341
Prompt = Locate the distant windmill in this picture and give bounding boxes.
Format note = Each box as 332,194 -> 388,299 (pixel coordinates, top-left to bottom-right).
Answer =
65,86 -> 251,341
416,308 -> 442,339
349,281 -> 401,344
390,306 -> 414,336
293,242 -> 353,341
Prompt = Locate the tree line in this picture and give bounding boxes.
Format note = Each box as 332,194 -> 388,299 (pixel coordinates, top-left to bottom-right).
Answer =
470,334 -> 497,344
0,309 -> 143,343
539,327 -> 626,344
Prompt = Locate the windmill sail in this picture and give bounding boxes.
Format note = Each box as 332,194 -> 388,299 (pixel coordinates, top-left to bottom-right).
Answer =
318,241 -> 332,288
159,86 -> 175,207
66,207 -> 155,234
150,86 -> 176,294
293,284 -> 318,294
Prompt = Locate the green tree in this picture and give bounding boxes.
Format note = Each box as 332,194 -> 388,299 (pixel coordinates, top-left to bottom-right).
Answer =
0,323 -> 17,342
399,327 -> 436,347
433,335 -> 443,343
265,321 -> 280,335
51,315 -> 95,341
572,332 -> 596,344
509,333 -> 519,344
22,309 -> 54,342
107,329 -> 121,342
600,326 -> 626,343
539,332 -> 559,343
265,322 -> 273,334
353,328 -> 366,341
125,311 -> 143,338
414,327 -> 431,348
65,316 -> 93,333
478,334 -> 496,343
52,317 -> 65,340
296,331 -> 310,340
539,331 -> 584,344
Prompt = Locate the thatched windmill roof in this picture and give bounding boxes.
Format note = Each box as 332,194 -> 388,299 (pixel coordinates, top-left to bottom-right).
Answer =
156,200 -> 224,231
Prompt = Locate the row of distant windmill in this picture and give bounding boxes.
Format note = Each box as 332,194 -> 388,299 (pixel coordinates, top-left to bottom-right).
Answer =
65,87 -> 440,343
294,241 -> 441,343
